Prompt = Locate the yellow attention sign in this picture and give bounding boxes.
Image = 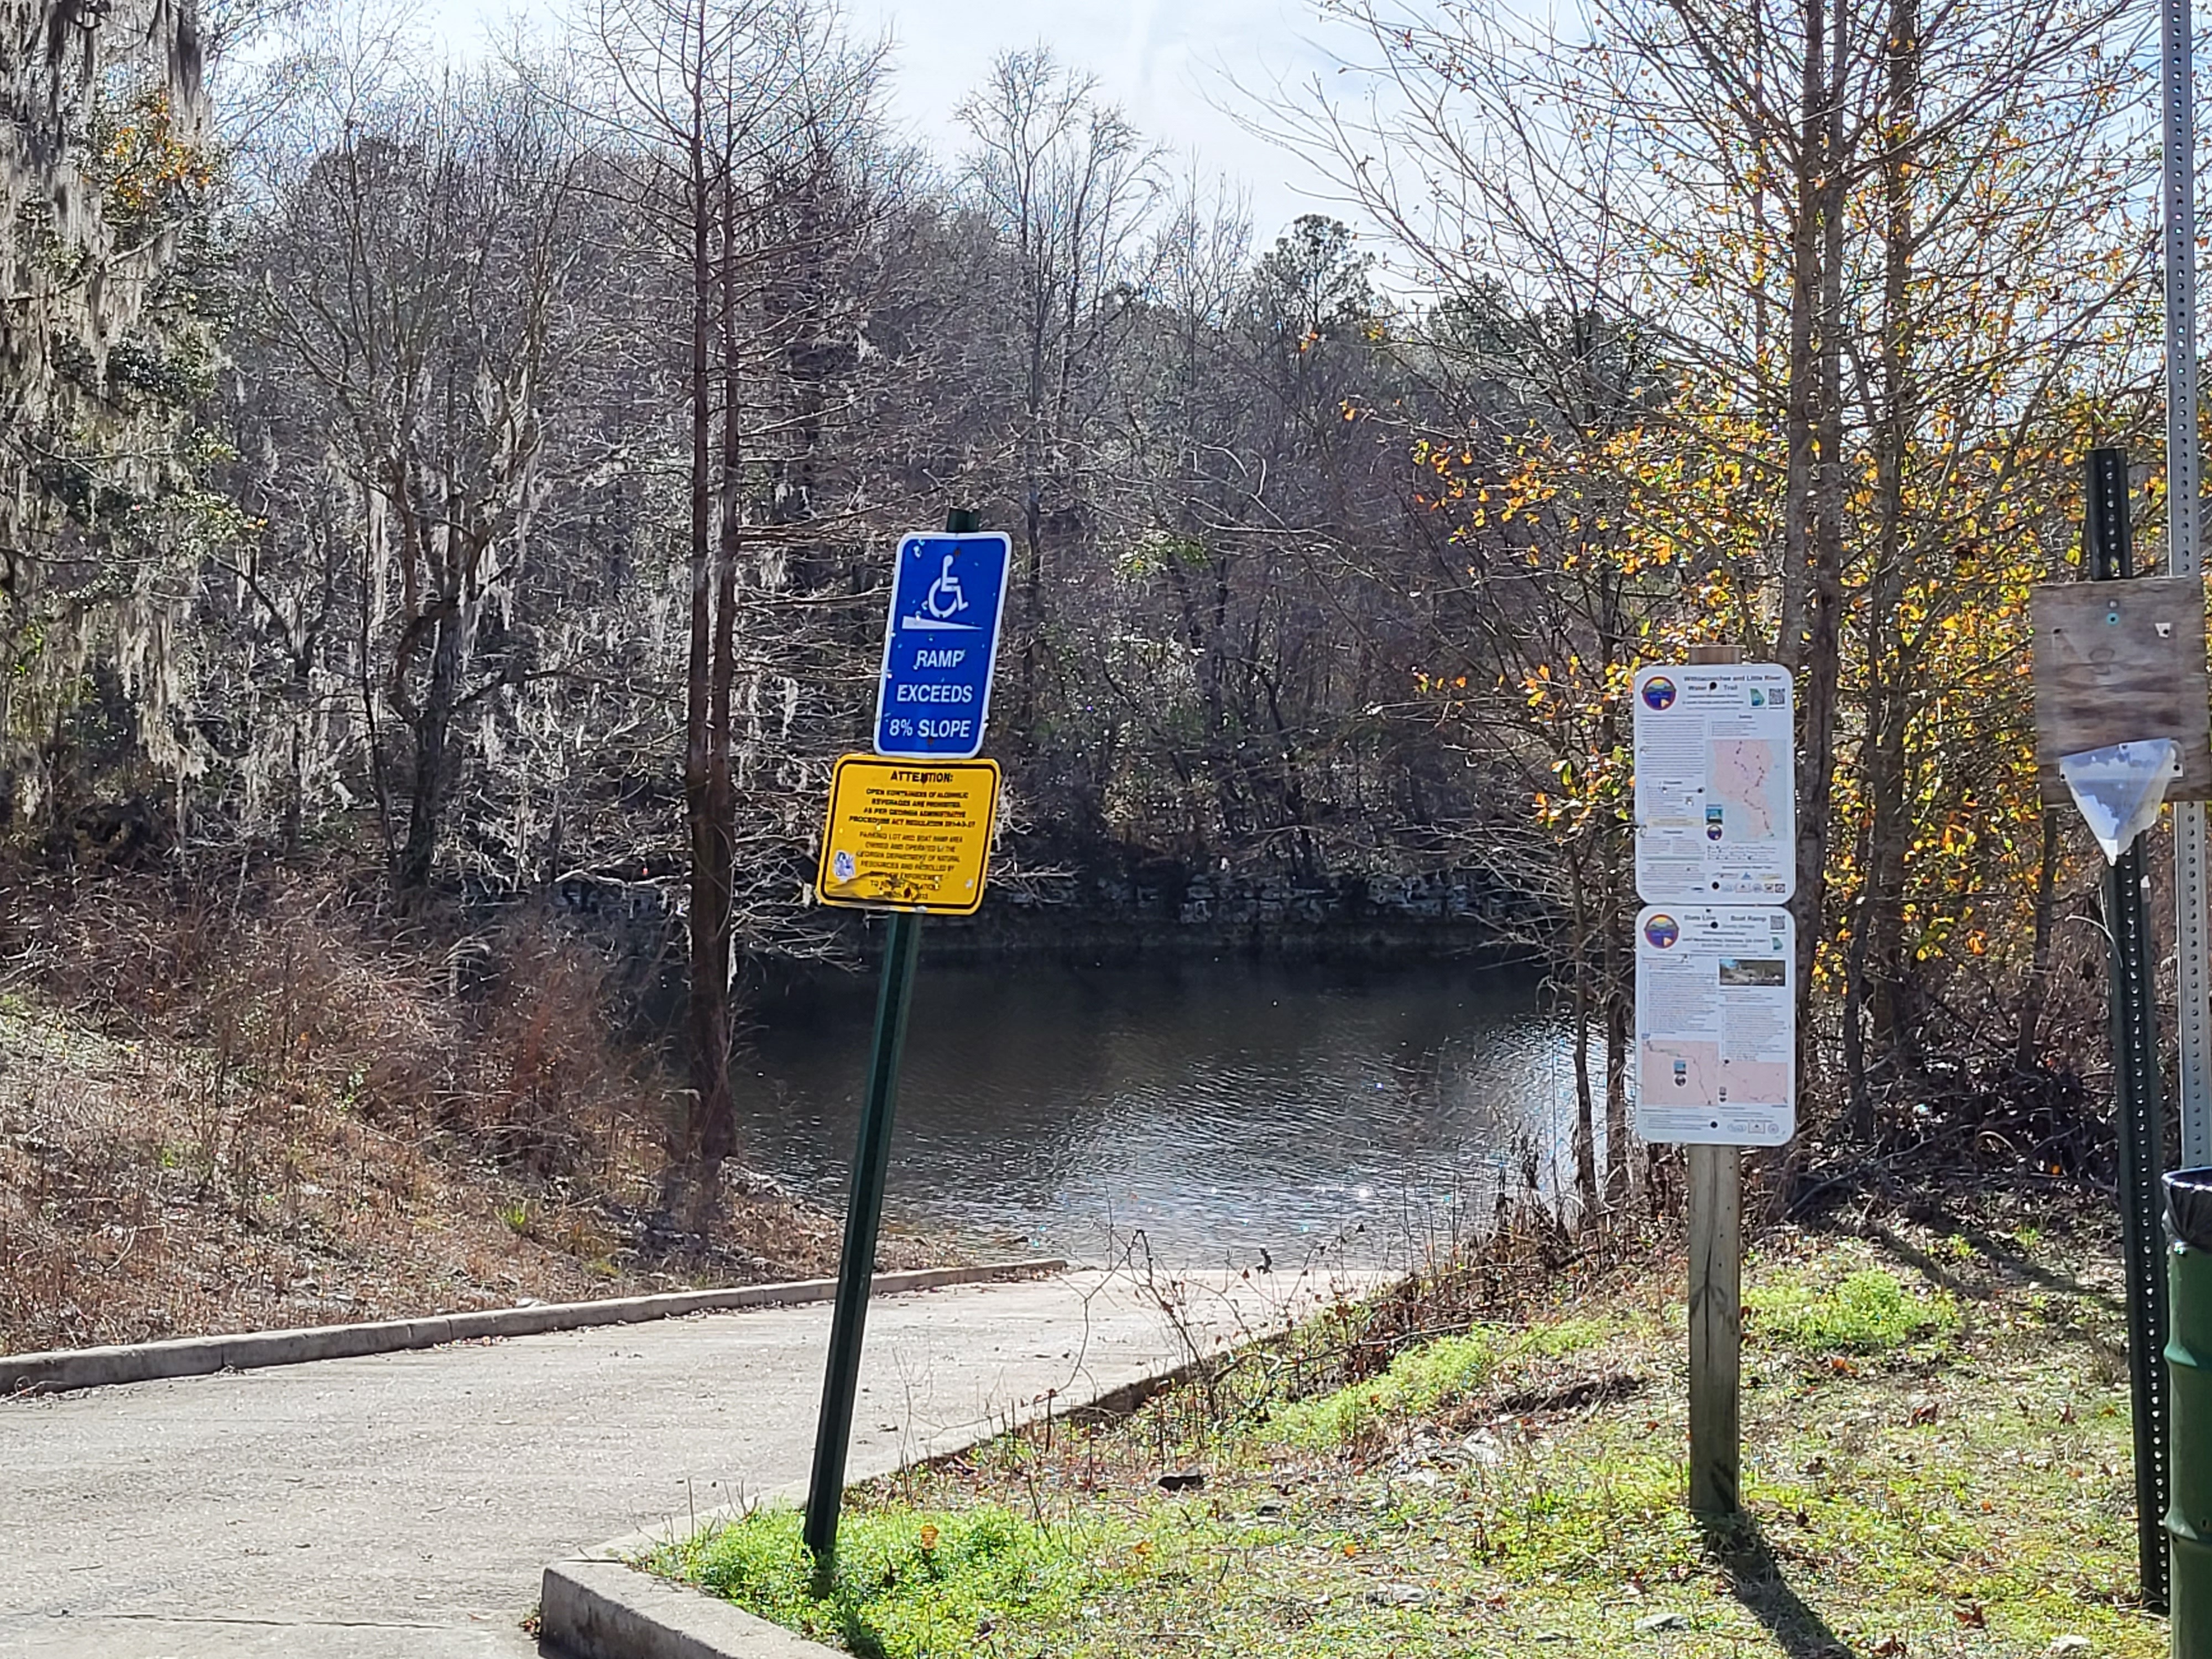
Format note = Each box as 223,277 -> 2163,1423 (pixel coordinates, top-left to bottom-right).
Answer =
816,754 -> 1001,915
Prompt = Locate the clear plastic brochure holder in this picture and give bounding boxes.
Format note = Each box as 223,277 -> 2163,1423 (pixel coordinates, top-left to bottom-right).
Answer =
2059,739 -> 2183,863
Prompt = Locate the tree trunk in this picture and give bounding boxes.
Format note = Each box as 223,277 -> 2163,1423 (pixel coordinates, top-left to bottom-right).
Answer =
1777,0 -> 1824,676
1788,0 -> 1849,1082
1568,856 -> 1600,1216
1861,0 -> 1918,1067
680,79 -> 734,1190
2015,811 -> 2060,1074
695,173 -> 744,1177
1850,0 -> 1920,1135
395,602 -> 463,891
1016,267 -> 1050,752
1605,976 -> 1631,1206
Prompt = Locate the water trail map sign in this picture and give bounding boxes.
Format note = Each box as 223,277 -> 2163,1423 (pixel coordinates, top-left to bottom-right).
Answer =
1632,665 -> 1796,904
816,754 -> 1000,915
1635,904 -> 1797,1146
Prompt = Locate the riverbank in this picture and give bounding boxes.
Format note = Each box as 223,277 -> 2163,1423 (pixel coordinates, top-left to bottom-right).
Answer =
0,982 -> 952,1353
876,909 -> 1523,967
1,863 -> 1558,1353
789,853 -> 1538,967
651,1198 -> 2160,1657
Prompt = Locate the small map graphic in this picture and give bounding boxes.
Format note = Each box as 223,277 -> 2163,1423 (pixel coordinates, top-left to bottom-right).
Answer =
1720,1058 -> 1793,1100
1709,739 -> 1784,841
1642,1039 -> 1723,1105
1641,1040 -> 1791,1107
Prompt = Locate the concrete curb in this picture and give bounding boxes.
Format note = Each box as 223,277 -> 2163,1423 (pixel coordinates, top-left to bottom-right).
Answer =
543,1558 -> 840,1659
0,1260 -> 1066,1396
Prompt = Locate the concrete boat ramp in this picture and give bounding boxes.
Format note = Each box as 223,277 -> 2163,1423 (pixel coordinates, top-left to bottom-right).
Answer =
0,1265 -> 1366,1657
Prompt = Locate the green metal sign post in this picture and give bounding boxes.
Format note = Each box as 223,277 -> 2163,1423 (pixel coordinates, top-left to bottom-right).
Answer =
2086,448 -> 2172,1610
801,906 -> 924,1573
802,508 -> 984,1581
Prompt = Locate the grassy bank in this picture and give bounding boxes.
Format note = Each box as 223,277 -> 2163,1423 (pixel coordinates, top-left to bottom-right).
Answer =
0,868 -> 951,1354
654,1204 -> 2161,1657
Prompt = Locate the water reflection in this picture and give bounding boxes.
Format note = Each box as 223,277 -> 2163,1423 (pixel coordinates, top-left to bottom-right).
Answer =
738,953 -> 1577,1268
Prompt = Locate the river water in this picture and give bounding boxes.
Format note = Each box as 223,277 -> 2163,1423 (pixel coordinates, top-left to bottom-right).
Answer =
737,954 -> 1581,1270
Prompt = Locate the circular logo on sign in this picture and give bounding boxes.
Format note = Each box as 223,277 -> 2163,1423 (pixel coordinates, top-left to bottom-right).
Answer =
1644,914 -> 1680,948
832,849 -> 857,882
1641,676 -> 1677,711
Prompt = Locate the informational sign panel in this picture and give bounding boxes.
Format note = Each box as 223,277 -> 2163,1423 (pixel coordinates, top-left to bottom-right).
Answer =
815,754 -> 1000,915
874,531 -> 1012,760
1632,664 -> 1796,904
1635,904 -> 1797,1146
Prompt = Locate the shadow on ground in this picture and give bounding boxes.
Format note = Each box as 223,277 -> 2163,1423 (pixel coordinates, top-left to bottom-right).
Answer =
1699,1513 -> 1856,1659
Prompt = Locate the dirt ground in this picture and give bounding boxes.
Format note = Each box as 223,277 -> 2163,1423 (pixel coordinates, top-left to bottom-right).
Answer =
0,996 -> 948,1355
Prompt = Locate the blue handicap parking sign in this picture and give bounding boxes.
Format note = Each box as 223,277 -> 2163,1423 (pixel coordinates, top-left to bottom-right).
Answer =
873,531 -> 1012,760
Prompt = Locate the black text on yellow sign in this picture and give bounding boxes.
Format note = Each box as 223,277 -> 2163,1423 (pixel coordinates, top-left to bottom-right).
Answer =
815,754 -> 1001,915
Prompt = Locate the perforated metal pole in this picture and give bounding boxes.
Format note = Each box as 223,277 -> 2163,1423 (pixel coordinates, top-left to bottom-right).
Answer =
2166,0 -> 2200,564
2163,0 -> 2212,1168
2090,452 -> 2172,1611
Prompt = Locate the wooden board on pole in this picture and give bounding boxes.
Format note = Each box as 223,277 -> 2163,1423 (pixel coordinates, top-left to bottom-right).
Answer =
2031,576 -> 2211,804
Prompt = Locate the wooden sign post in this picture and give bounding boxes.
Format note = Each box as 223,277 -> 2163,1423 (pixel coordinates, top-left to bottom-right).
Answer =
1682,641 -> 1743,1517
1687,1137 -> 1741,1515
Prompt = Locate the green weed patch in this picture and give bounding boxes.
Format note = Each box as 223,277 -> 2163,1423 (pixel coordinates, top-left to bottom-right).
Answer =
1745,1266 -> 1959,1354
652,1505 -> 1114,1659
1269,1328 -> 1497,1448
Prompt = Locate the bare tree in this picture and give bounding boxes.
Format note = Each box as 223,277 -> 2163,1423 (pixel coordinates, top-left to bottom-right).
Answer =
250,68 -> 597,889
589,0 -> 887,1193
1264,0 -> 2154,1169
957,48 -> 1161,749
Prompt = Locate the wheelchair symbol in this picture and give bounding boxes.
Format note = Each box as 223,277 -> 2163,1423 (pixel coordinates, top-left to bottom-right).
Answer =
922,555 -> 968,622
900,546 -> 986,633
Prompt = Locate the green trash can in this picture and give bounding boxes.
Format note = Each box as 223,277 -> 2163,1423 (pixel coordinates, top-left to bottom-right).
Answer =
2166,1170 -> 2212,1651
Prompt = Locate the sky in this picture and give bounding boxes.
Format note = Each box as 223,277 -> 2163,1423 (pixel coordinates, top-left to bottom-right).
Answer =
841,0 -> 1363,247
414,0 -> 1381,255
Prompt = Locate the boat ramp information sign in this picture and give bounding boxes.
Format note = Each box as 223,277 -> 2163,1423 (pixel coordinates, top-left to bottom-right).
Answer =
816,755 -> 1000,915
1632,664 -> 1796,904
1635,904 -> 1797,1146
1631,659 -> 1798,1148
874,531 -> 1012,761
